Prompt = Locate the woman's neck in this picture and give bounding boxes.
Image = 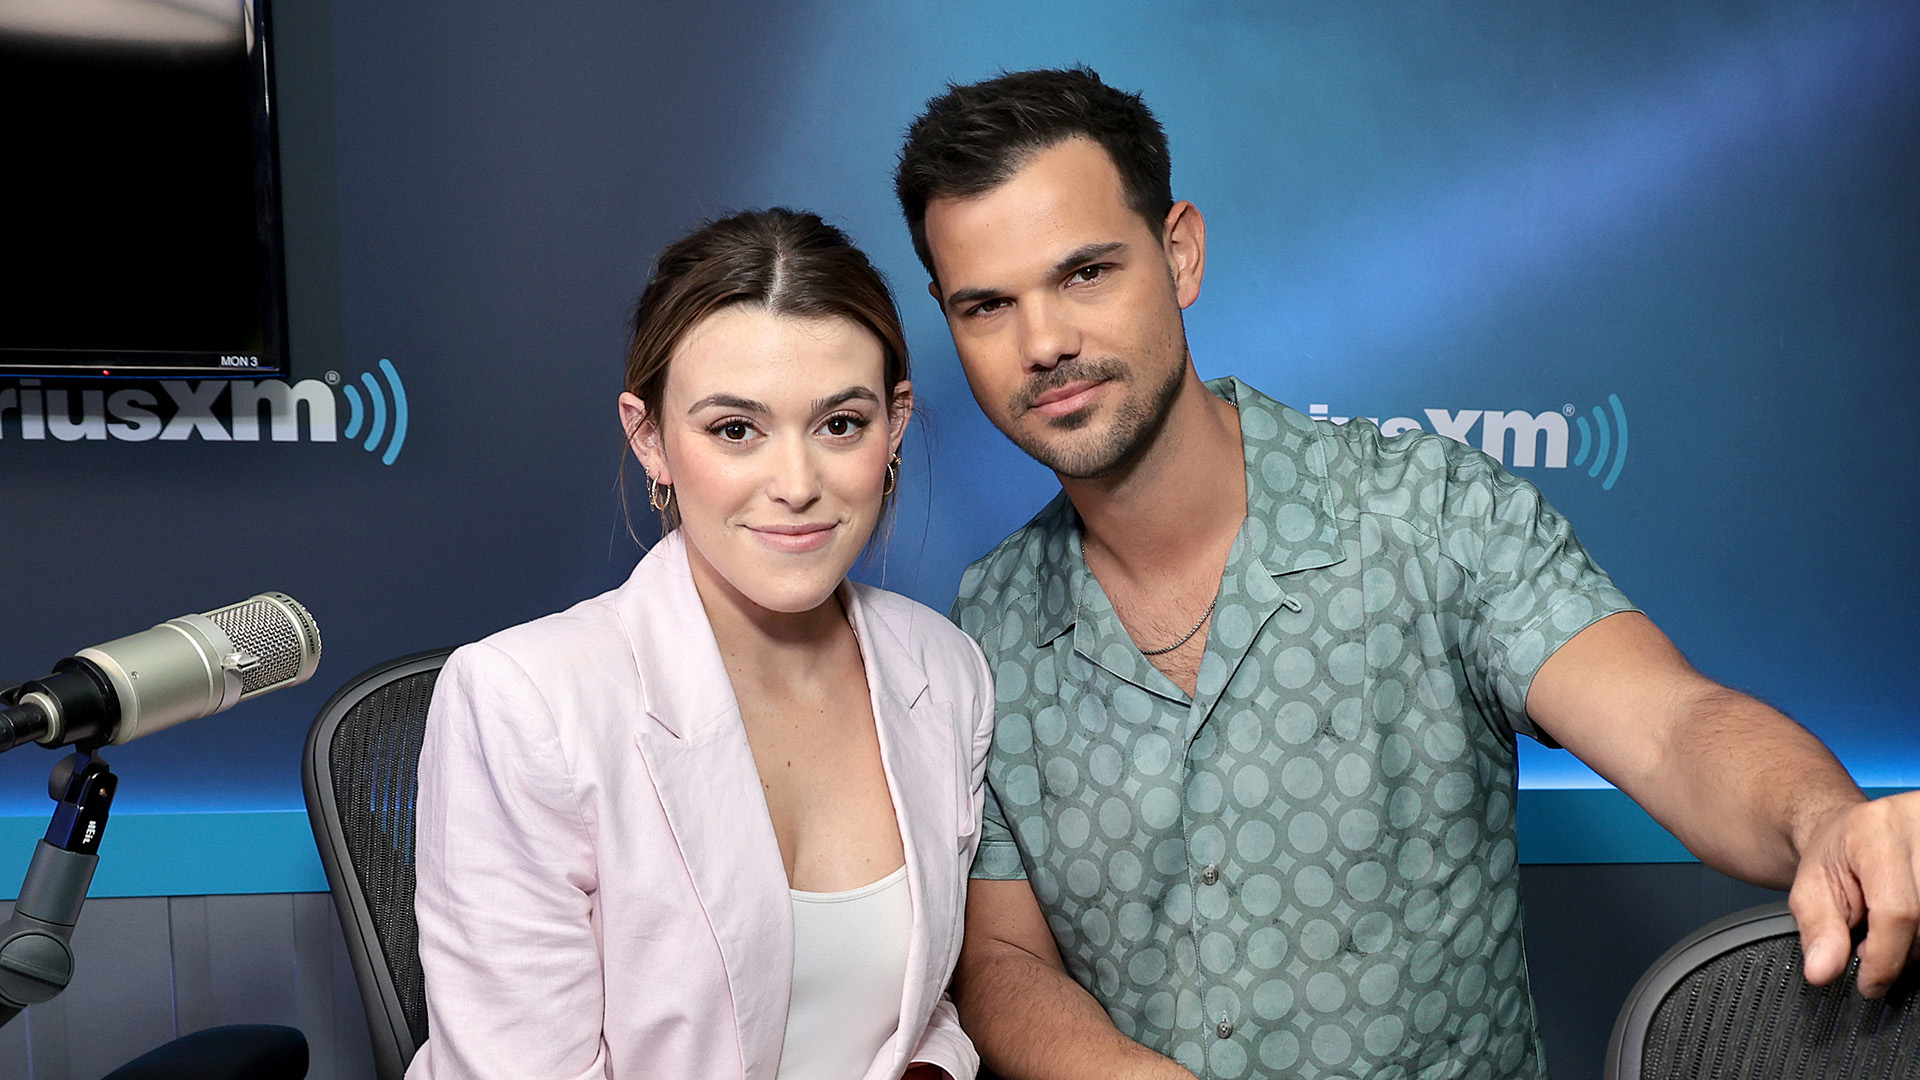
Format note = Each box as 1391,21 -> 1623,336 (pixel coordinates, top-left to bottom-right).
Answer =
682,540 -> 859,695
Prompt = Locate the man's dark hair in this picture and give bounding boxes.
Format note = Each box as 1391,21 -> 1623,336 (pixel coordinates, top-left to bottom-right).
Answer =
895,66 -> 1173,281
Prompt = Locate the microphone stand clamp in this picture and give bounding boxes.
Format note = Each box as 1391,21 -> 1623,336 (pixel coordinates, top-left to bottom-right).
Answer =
0,741 -> 118,1027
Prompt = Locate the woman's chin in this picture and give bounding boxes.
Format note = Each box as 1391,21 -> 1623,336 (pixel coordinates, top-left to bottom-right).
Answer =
683,523 -> 875,619
716,553 -> 855,617
728,572 -> 848,617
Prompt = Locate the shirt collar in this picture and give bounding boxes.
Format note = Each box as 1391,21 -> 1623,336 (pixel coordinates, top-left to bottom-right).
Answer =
1029,376 -> 1346,650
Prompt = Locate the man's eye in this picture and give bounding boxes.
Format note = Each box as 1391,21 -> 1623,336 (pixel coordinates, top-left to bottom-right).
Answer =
969,298 -> 1010,317
1072,264 -> 1106,283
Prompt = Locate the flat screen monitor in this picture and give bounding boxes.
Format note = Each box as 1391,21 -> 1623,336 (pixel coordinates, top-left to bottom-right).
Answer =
0,0 -> 287,379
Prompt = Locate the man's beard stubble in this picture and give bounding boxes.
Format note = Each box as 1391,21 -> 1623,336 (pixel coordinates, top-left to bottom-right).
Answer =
1005,351 -> 1187,481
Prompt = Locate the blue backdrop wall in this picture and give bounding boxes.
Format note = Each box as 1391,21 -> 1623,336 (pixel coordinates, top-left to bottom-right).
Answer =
0,0 -> 1914,888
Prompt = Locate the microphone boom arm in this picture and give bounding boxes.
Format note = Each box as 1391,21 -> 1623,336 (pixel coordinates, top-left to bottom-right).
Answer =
0,747 -> 118,1027
0,591 -> 319,1026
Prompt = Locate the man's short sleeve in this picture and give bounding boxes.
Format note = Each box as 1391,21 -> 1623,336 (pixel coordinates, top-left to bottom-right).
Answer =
970,768 -> 1029,880
1437,448 -> 1639,741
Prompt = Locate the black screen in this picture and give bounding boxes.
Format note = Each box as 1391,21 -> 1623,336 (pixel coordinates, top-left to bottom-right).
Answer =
0,2 -> 286,378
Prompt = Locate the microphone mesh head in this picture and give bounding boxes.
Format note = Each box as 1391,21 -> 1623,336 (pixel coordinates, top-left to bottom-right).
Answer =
206,593 -> 322,695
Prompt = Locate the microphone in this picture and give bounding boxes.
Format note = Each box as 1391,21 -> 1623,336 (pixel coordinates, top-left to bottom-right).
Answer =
0,593 -> 321,753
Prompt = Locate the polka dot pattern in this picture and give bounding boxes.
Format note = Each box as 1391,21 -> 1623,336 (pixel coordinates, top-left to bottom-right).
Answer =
958,380 -> 1635,1079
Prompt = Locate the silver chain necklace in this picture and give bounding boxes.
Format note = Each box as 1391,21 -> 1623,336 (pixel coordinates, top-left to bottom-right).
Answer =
1082,542 -> 1218,656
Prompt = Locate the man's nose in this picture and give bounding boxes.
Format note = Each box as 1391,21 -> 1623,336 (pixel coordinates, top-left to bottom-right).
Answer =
1016,296 -> 1080,371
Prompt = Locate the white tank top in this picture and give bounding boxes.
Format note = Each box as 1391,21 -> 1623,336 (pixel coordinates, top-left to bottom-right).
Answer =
775,865 -> 912,1080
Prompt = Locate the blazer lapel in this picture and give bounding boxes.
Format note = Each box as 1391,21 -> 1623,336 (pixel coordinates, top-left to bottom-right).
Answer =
847,587 -> 957,1077
621,534 -> 792,1080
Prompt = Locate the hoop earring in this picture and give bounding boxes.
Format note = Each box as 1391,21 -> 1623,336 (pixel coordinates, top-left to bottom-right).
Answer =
647,476 -> 673,511
883,453 -> 900,497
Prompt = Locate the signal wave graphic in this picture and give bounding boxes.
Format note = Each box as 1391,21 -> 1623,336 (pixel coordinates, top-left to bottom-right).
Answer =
1572,393 -> 1629,491
341,359 -> 408,465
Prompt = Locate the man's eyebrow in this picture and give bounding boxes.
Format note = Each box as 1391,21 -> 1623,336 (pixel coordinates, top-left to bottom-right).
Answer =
944,285 -> 1003,311
686,393 -> 768,414
1048,241 -> 1126,279
812,386 -> 881,412
942,241 -> 1131,311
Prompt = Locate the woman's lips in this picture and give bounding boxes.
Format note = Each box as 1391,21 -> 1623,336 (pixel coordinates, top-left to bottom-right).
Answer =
750,522 -> 836,553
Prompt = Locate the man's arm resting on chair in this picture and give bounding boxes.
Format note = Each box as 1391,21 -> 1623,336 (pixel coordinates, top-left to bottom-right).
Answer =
955,878 -> 1193,1080
1528,610 -> 1920,997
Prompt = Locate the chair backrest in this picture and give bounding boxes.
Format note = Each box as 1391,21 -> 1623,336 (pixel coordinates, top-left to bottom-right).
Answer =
302,649 -> 452,1080
1606,901 -> 1920,1080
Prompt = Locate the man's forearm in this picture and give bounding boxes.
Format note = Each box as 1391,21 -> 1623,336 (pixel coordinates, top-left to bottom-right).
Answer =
954,941 -> 1191,1080
1635,685 -> 1864,888
1531,611 -> 1917,994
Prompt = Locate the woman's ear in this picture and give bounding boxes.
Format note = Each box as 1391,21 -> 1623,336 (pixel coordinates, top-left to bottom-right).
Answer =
887,380 -> 914,455
619,392 -> 670,484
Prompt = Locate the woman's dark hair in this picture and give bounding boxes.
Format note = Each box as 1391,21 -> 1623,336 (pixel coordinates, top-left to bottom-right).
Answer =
895,66 -> 1173,282
623,207 -> 910,530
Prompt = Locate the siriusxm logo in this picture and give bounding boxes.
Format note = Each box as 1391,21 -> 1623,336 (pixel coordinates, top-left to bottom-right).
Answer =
1310,394 -> 1630,490
0,360 -> 410,465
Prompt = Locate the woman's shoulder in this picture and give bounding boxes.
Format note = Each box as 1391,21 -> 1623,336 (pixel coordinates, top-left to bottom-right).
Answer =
850,583 -> 989,688
444,586 -> 635,703
453,540 -> 687,684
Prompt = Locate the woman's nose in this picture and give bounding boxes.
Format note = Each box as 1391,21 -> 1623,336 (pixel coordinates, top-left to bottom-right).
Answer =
765,436 -> 823,509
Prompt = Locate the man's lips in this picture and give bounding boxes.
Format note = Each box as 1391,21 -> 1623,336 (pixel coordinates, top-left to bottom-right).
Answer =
1026,379 -> 1105,418
748,522 -> 837,552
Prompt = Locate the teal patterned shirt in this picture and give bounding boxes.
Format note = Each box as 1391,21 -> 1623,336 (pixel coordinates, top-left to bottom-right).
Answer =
952,378 -> 1635,1080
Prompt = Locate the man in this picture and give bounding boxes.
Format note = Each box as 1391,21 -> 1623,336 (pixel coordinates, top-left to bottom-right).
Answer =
894,67 -> 1919,1079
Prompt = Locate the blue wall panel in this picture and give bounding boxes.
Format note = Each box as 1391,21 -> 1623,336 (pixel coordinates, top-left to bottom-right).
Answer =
1,2 -> 1914,892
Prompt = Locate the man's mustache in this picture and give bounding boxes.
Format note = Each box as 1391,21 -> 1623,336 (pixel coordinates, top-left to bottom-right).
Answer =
1010,359 -> 1127,415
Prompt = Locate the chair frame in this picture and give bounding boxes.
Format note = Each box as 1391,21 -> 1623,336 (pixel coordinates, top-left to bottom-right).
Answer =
1606,901 -> 1812,1079
302,648 -> 453,1080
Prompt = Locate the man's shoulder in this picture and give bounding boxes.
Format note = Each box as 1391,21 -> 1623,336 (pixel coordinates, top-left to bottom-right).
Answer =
1234,380 -> 1524,530
949,490 -> 1075,646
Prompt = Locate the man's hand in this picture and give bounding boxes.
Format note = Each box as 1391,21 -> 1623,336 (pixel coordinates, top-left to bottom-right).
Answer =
1789,791 -> 1920,997
1529,612 -> 1920,995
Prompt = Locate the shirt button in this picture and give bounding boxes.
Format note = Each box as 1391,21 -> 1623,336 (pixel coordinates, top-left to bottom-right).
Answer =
1216,1019 -> 1234,1039
1200,864 -> 1220,886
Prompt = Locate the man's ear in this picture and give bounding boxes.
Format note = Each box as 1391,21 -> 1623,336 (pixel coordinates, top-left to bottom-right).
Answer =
927,279 -> 944,309
1163,200 -> 1207,310
618,392 -> 670,484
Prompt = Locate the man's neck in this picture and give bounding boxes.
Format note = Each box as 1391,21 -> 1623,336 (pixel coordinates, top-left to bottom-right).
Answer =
1062,370 -> 1246,579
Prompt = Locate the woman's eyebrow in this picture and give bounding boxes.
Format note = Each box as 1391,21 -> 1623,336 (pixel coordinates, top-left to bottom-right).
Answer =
686,393 -> 768,414
811,386 -> 881,412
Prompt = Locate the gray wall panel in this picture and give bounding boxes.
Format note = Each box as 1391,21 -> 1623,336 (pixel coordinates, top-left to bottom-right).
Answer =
204,895 -> 300,1029
51,897 -> 176,1080
166,895 -> 215,1038
295,891 -> 379,1080
24,991 -> 66,1080
327,918 -> 376,1080
0,999 -> 24,1079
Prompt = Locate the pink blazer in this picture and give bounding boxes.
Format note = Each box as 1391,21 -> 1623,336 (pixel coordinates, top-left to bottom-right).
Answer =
408,532 -> 992,1080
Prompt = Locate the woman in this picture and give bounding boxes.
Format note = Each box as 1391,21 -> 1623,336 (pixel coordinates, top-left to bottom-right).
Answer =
408,209 -> 992,1080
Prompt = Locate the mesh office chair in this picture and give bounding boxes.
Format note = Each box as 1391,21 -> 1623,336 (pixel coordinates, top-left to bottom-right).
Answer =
1606,901 -> 1920,1079
303,649 -> 452,1080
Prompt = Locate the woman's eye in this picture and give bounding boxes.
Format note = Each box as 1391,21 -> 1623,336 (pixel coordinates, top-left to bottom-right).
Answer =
821,414 -> 865,437
716,421 -> 753,441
